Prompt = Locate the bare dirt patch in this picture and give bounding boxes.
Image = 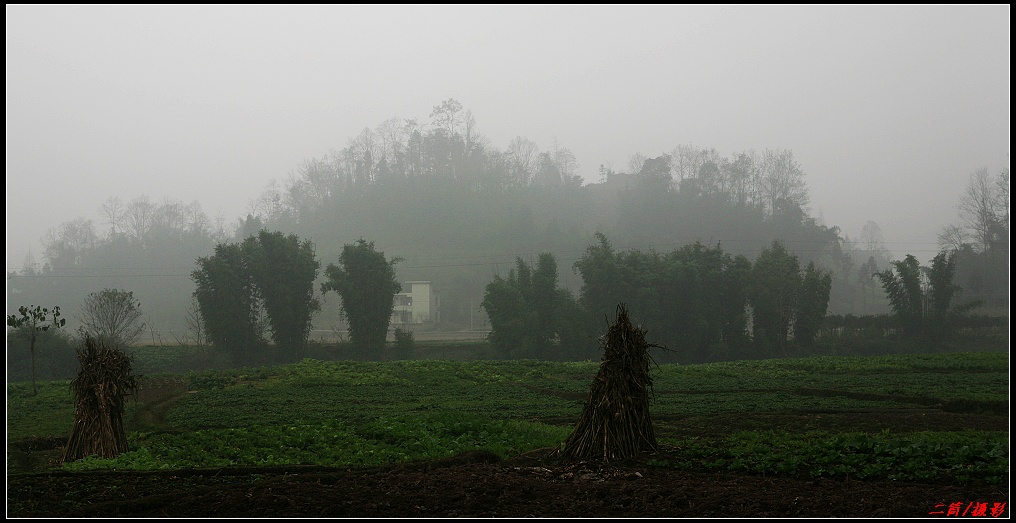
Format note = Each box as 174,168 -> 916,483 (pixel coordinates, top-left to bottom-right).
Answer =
6,446 -> 1008,518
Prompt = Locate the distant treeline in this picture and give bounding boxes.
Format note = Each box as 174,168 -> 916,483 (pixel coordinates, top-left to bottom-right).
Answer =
7,99 -> 1006,349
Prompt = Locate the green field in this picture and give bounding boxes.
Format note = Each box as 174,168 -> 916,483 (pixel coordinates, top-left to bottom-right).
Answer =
6,351 -> 1009,485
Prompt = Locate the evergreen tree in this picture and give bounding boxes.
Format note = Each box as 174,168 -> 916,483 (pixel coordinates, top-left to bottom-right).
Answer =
193,231 -> 320,365
481,254 -> 576,359
245,230 -> 321,361
795,262 -> 833,348
321,239 -> 402,356
876,251 -> 970,348
192,243 -> 265,365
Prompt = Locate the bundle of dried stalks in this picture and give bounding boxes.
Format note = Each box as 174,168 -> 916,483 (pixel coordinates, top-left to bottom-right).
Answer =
559,304 -> 659,462
63,336 -> 138,462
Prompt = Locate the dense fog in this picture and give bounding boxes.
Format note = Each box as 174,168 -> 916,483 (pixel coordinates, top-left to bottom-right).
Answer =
6,5 -> 1009,355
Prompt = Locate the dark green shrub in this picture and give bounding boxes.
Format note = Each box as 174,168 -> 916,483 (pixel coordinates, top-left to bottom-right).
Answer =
6,327 -> 78,381
389,327 -> 416,361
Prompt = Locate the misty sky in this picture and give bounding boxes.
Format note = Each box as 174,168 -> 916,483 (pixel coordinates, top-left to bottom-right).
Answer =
6,5 -> 1010,272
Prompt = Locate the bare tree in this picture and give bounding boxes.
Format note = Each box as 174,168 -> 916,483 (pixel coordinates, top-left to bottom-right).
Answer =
507,136 -> 539,186
287,156 -> 342,215
740,149 -> 765,209
184,296 -> 207,345
858,220 -> 892,268
937,224 -> 969,252
957,166 -> 1009,252
552,144 -> 580,186
78,289 -> 146,349
345,127 -> 378,185
147,317 -> 163,347
860,220 -> 885,254
627,152 -> 648,175
210,212 -> 231,244
376,116 -> 406,174
464,109 -> 486,151
671,144 -> 707,185
42,218 -> 98,269
124,195 -> 154,241
184,200 -> 211,235
21,249 -> 40,275
759,149 -> 809,217
152,198 -> 189,234
99,196 -> 124,238
429,98 -> 463,136
959,167 -> 996,251
723,151 -> 757,206
249,180 -> 285,222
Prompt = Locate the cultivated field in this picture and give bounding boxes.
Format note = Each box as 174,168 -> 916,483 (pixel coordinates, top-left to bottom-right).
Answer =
6,351 -> 1009,517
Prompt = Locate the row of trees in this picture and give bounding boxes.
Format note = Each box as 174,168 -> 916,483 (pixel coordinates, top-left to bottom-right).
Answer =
9,229 -> 404,379
482,235 -> 834,364
192,230 -> 320,364
7,231 -> 990,378
182,229 -> 825,365
276,98 -> 584,211
8,99 -> 883,340
9,195 -> 233,342
613,145 -> 810,221
482,234 -> 984,364
39,195 -> 230,273
9,99 -> 1004,349
266,101 -> 812,230
191,232 -> 404,364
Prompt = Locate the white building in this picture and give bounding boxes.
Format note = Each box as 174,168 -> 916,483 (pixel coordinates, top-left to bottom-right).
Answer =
392,281 -> 439,325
